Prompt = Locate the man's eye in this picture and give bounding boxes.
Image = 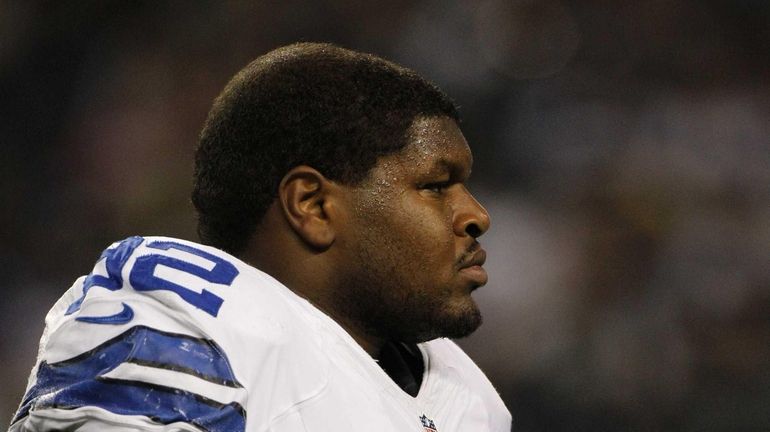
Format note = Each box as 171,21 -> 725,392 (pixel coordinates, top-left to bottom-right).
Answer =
421,181 -> 450,194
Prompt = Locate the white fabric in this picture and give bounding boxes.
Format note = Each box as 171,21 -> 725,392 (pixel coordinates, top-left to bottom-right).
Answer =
10,236 -> 511,432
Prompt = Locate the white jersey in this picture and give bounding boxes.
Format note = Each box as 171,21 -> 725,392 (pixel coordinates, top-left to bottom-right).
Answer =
10,236 -> 511,432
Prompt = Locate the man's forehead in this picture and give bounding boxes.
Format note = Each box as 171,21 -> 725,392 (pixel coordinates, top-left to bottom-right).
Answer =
360,116 -> 473,184
406,116 -> 466,144
399,116 -> 473,169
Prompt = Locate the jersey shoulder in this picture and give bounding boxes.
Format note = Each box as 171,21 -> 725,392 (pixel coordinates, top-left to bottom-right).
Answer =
423,338 -> 512,431
34,235 -> 309,361
12,236 -> 329,432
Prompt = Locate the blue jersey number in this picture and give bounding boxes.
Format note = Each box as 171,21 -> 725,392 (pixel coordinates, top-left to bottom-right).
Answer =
130,241 -> 239,317
67,237 -> 239,317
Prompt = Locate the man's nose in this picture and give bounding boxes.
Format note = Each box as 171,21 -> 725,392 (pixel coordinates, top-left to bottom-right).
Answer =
453,186 -> 491,238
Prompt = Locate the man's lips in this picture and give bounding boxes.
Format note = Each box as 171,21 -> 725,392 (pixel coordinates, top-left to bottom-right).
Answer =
458,248 -> 488,286
459,248 -> 486,269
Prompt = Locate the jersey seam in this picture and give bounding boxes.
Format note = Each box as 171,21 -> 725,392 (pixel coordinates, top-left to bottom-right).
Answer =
261,377 -> 330,432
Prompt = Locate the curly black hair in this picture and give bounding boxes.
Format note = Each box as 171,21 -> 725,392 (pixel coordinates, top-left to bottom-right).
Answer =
192,42 -> 459,255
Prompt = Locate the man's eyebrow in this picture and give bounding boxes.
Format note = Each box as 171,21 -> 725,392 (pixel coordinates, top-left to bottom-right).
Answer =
427,157 -> 472,178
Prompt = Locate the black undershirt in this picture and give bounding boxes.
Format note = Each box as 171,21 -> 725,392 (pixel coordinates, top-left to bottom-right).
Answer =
377,341 -> 425,397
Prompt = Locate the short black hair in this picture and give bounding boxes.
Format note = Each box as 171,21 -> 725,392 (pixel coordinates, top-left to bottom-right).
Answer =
192,42 -> 459,255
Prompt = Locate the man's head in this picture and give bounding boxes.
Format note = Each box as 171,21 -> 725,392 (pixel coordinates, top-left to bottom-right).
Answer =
331,115 -> 491,343
192,43 -> 490,345
192,42 -> 458,255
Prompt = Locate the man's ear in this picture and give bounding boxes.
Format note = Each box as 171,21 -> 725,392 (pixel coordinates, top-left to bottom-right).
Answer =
278,165 -> 337,251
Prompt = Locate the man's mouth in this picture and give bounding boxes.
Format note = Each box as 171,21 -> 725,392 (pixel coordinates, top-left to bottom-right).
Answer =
458,248 -> 487,286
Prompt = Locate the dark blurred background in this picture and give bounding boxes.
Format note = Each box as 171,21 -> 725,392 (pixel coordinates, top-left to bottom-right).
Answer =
2,1 -> 769,430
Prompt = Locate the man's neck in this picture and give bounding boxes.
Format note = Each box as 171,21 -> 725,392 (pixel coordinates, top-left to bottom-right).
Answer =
301,293 -> 387,358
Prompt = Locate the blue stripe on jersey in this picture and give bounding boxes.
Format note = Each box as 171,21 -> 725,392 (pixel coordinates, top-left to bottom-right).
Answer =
13,325 -> 245,432
16,376 -> 245,432
121,326 -> 243,386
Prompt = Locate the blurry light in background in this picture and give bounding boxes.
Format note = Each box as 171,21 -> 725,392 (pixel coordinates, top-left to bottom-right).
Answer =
474,0 -> 580,79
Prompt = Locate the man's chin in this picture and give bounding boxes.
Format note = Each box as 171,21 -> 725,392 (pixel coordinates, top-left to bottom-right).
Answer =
439,307 -> 483,339
406,304 -> 483,343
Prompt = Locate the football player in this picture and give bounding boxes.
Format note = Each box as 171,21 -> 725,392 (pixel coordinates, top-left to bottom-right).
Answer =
11,43 -> 511,432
